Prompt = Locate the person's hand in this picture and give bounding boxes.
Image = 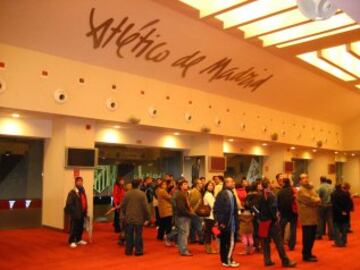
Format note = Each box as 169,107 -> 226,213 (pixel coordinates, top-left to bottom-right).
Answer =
144,221 -> 149,226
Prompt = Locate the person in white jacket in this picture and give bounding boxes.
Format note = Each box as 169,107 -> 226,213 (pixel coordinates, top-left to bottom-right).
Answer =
203,180 -> 217,254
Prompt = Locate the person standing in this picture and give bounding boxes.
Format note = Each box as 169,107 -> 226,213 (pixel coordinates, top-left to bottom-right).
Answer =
258,179 -> 296,268
297,173 -> 320,262
156,180 -> 174,246
316,176 -> 334,240
203,181 -> 217,254
189,179 -> 204,244
277,178 -> 298,250
213,177 -> 240,268
141,177 -> 155,227
113,177 -> 126,233
120,179 -> 150,256
65,176 -> 88,248
175,180 -> 193,256
342,182 -> 354,233
331,184 -> 352,247
214,175 -> 224,197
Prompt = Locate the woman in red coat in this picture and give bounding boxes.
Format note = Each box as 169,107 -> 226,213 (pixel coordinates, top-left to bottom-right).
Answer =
113,177 -> 126,233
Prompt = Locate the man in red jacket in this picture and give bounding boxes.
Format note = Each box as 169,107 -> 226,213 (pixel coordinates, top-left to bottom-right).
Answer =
65,176 -> 88,248
113,177 -> 126,233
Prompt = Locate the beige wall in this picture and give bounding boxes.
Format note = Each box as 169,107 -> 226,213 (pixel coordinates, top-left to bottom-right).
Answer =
0,44 -> 343,151
343,157 -> 360,194
42,117 -> 95,229
343,115 -> 360,151
0,117 -> 52,138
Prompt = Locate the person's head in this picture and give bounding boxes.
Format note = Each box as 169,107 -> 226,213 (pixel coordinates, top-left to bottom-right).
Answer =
165,173 -> 171,181
343,182 -> 351,192
240,178 -> 249,188
75,176 -> 83,189
261,178 -> 270,190
131,179 -> 141,189
119,177 -> 125,186
283,178 -> 291,188
212,175 -> 220,185
144,177 -> 152,186
159,180 -> 167,190
205,181 -> 215,194
200,176 -> 206,184
276,173 -> 284,187
178,180 -> 189,192
256,179 -> 263,191
248,181 -> 258,192
156,178 -> 162,185
335,184 -> 342,191
224,177 -> 235,190
320,176 -> 327,184
300,173 -> 309,185
218,175 -> 224,183
193,178 -> 203,190
326,179 -> 332,185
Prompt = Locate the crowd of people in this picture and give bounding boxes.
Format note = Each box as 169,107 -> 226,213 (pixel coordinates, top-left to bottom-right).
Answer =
64,172 -> 355,268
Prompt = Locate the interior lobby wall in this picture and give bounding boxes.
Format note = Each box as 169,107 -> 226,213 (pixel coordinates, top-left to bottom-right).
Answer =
0,44 -> 343,151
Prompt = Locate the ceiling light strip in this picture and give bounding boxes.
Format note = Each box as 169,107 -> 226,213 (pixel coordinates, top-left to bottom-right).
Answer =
239,8 -> 311,39
259,13 -> 355,47
320,45 -> 360,78
276,25 -> 360,48
215,0 -> 297,29
178,0 -> 249,18
297,51 -> 356,81
348,41 -> 360,58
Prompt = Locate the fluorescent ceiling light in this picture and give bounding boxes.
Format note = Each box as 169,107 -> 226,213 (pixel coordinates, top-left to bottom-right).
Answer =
277,25 -> 360,48
259,13 -> 355,47
179,0 -> 247,18
321,45 -> 360,78
349,41 -> 360,57
297,51 -> 356,81
239,9 -> 309,38
356,84 -> 360,89
216,0 -> 297,29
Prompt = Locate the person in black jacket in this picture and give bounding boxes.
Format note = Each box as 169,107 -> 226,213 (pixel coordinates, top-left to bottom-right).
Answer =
213,177 -> 239,268
331,184 -> 353,247
277,178 -> 298,250
65,176 -> 88,248
258,179 -> 296,268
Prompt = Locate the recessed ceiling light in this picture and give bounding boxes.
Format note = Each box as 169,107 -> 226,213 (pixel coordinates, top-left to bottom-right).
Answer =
356,84 -> 360,90
113,125 -> 121,129
259,13 -> 355,47
320,45 -> 360,78
174,132 -> 180,136
351,153 -> 356,157
297,51 -> 356,81
262,143 -> 268,146
335,151 -> 339,154
216,0 -> 297,29
312,149 -> 317,152
179,0 -> 247,18
11,113 -> 20,118
290,146 -> 296,150
277,24 -> 360,48
228,138 -> 234,142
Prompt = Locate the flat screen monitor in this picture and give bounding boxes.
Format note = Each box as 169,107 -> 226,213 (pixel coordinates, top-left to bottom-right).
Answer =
65,148 -> 97,168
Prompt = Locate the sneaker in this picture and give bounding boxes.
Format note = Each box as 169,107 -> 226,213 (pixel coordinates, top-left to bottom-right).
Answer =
229,261 -> 240,268
77,240 -> 87,245
222,263 -> 230,267
180,251 -> 193,256
69,242 -> 77,248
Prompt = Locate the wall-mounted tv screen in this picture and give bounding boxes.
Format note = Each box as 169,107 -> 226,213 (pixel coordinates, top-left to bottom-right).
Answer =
65,148 -> 97,168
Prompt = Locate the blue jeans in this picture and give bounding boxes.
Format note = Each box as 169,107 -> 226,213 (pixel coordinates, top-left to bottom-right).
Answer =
190,215 -> 204,243
334,222 -> 348,246
125,223 -> 143,255
176,216 -> 190,254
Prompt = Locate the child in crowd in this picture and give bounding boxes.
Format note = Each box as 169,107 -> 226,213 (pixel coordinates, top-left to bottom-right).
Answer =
239,206 -> 254,255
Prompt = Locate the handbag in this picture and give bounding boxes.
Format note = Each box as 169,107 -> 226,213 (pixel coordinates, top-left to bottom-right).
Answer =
258,220 -> 271,238
195,197 -> 211,217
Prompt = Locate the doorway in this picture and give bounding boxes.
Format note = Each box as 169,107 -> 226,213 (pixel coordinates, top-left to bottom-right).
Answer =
0,136 -> 44,229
